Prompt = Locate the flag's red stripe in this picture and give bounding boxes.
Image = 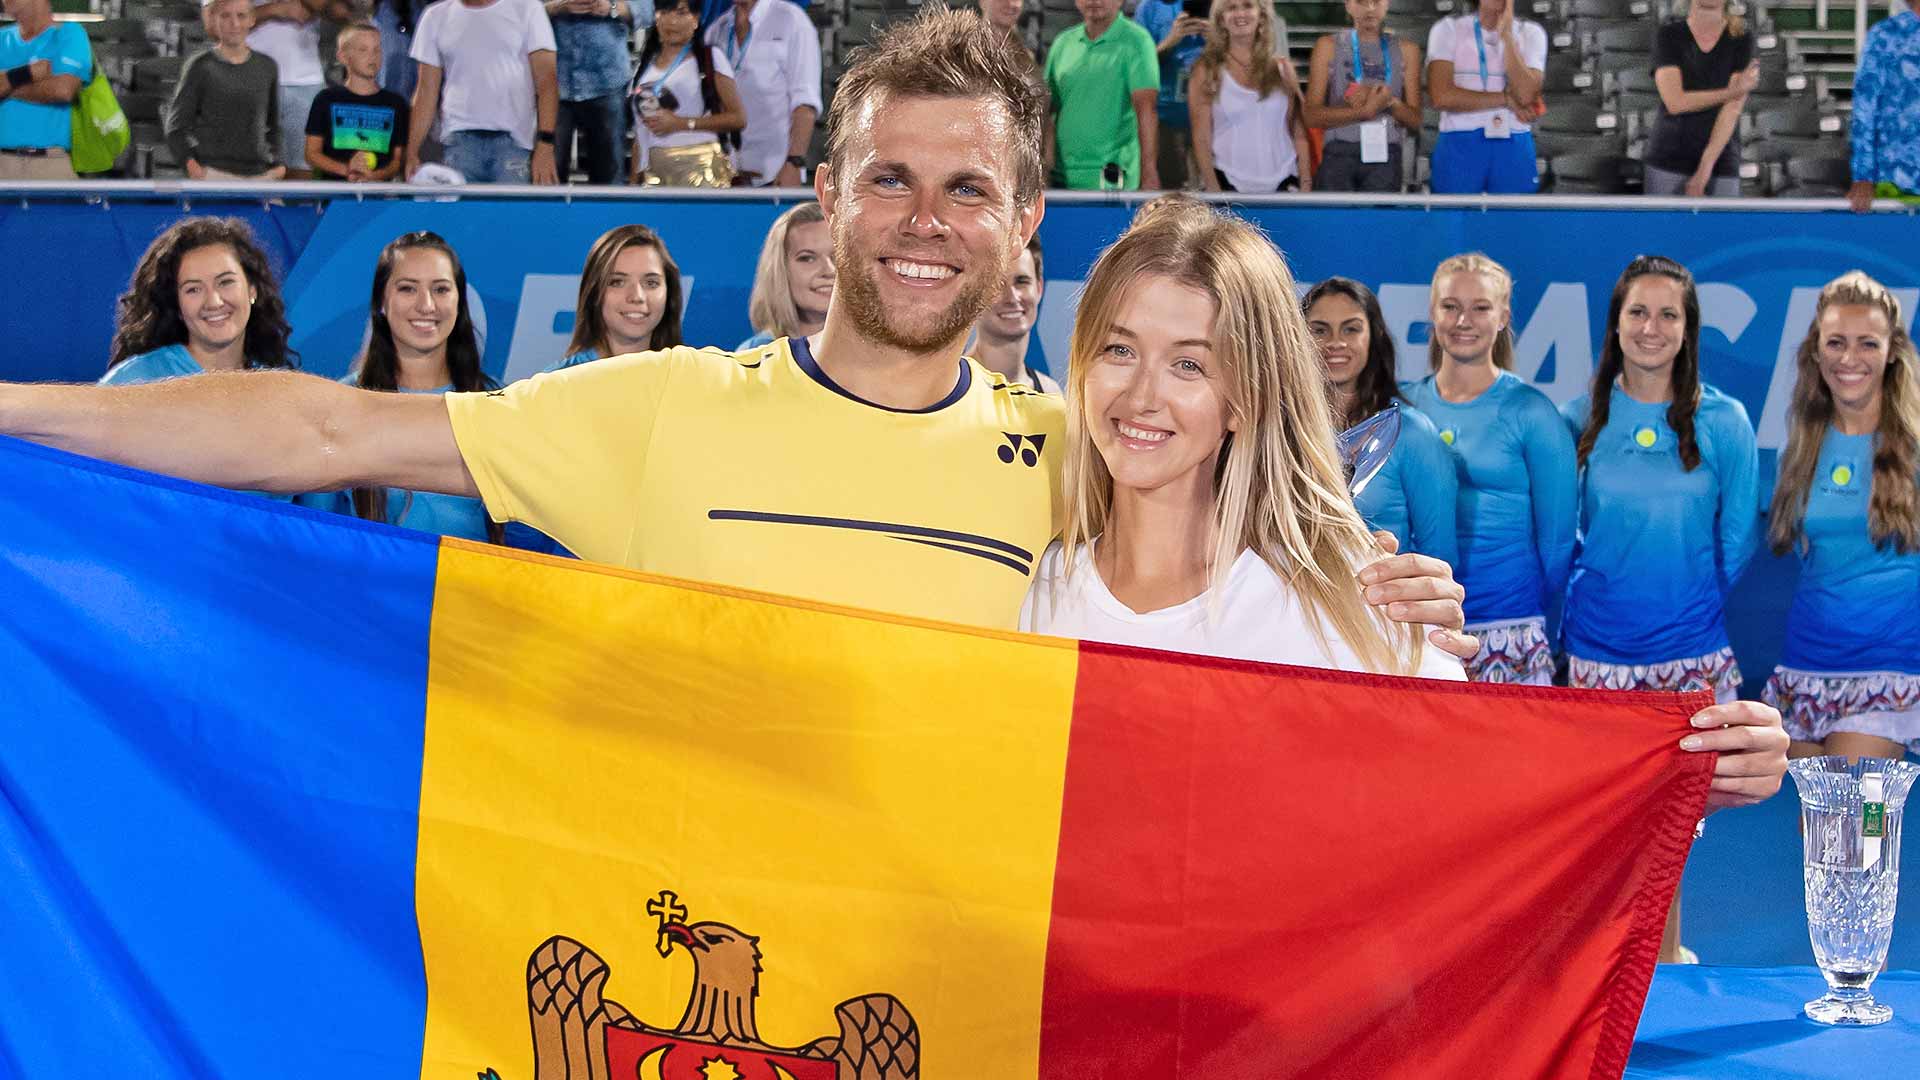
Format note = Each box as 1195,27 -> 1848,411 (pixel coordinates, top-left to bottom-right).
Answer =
1041,642 -> 1712,1079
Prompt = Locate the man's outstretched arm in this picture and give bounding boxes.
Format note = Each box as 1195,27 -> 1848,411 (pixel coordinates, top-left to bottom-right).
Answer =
0,372 -> 480,499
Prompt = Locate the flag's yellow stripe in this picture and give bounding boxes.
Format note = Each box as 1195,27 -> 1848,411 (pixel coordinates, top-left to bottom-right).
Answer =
416,540 -> 1080,1078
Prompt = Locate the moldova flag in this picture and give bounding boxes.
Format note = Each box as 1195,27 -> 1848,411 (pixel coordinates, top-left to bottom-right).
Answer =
0,434 -> 1712,1078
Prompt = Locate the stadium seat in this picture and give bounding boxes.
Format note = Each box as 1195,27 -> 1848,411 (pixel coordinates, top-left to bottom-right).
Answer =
1747,106 -> 1846,163
1549,151 -> 1630,193
132,55 -> 183,94
1779,155 -> 1851,197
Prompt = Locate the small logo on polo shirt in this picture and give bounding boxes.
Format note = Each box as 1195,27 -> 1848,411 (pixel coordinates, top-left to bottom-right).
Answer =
998,432 -> 1046,467
1832,464 -> 1854,487
1439,428 -> 1457,445
1634,427 -> 1658,448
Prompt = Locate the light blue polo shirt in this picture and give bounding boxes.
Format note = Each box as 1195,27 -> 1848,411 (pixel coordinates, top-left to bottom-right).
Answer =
0,20 -> 92,151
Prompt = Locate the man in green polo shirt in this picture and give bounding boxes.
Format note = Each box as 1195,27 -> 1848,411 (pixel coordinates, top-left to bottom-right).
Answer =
1044,0 -> 1160,189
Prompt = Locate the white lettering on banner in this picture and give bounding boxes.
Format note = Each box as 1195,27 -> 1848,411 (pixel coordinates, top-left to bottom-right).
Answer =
1035,281 -> 1086,375
502,274 -> 698,383
505,274 -> 581,384
1509,283 -> 1592,403
1695,282 -> 1758,350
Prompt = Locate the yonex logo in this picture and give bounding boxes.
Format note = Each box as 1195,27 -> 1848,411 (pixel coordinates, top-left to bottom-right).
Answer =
998,432 -> 1046,466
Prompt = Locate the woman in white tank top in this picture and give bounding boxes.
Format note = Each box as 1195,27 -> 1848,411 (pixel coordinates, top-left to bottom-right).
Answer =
1188,0 -> 1312,193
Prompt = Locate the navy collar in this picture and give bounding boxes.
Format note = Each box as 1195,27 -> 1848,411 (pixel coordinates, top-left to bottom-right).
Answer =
789,335 -> 972,415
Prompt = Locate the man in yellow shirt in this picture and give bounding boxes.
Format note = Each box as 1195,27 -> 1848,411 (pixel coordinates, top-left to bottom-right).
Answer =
0,9 -> 1459,636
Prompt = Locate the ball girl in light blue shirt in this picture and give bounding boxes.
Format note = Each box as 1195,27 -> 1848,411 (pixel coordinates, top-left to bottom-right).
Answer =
1401,252 -> 1578,685
312,231 -> 502,543
101,216 -> 300,386
545,224 -> 684,372
736,201 -> 832,351
99,217 -> 304,504
1560,256 -> 1759,705
1303,276 -> 1459,568
1764,271 -> 1920,761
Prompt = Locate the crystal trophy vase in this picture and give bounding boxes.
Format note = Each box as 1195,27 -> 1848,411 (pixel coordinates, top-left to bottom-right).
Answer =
1788,755 -> 1920,1025
1337,404 -> 1401,498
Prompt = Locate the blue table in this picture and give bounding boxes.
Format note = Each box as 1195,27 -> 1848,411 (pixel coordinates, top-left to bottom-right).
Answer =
1630,966 -> 1920,1078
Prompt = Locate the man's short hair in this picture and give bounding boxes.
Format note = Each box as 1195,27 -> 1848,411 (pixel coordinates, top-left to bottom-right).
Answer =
826,8 -> 1046,206
337,19 -> 380,45
1023,233 -> 1043,281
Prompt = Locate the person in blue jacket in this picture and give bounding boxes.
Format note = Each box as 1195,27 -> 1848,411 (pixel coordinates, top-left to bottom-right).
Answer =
1765,271 -> 1920,761
548,224 -> 685,371
1304,276 -> 1459,567
1402,252 -> 1577,684
313,231 -> 502,543
102,216 -> 299,386
1561,256 -> 1758,704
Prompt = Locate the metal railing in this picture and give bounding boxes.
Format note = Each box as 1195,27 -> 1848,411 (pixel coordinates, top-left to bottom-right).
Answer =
0,178 -> 1908,212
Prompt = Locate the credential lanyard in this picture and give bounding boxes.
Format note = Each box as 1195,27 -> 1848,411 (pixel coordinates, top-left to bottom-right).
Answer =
725,15 -> 753,69
1472,20 -> 1492,88
1351,30 -> 1392,89
649,44 -> 692,96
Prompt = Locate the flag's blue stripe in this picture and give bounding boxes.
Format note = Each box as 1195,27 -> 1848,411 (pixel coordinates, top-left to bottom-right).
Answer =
0,435 -> 436,1077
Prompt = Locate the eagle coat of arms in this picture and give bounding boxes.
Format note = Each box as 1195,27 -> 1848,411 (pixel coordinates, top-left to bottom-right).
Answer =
519,891 -> 919,1080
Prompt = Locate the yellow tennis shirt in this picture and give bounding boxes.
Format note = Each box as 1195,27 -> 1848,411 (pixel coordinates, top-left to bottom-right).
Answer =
445,337 -> 1067,629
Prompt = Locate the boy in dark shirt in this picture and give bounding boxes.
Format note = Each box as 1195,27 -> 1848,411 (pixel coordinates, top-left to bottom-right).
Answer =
166,0 -> 285,178
304,20 -> 409,181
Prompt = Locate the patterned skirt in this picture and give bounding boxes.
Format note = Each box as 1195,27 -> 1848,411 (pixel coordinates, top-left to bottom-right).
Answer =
1568,647 -> 1742,705
1463,616 -> 1554,686
1762,666 -> 1920,752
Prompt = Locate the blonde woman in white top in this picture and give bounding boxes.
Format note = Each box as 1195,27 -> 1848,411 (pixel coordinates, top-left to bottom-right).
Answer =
1020,197 -> 1790,819
1188,0 -> 1312,193
1021,199 -> 1452,675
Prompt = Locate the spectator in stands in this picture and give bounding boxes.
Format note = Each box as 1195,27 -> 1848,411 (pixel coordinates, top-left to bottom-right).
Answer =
970,234 -> 1059,394
1848,0 -> 1920,212
1402,253 -> 1577,684
250,0 -> 347,180
551,224 -> 684,369
373,0 -> 438,99
1303,276 -> 1457,566
407,0 -> 560,184
315,231 -> 503,541
1188,0 -> 1310,194
1424,0 -> 1545,194
1045,0 -> 1160,189
704,0 -> 821,187
630,0 -> 746,187
0,0 -> 91,181
547,0 -> 640,185
168,0 -> 286,181
1134,0 -> 1209,191
1645,0 -> 1757,198
981,0 -> 1039,74
1766,271 -> 1920,760
738,200 -> 832,350
1306,0 -> 1421,192
305,21 -> 410,181
102,217 -> 296,384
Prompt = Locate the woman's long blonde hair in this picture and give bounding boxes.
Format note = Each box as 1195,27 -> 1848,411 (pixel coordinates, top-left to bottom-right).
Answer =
746,201 -> 826,340
1062,198 -> 1421,675
1198,0 -> 1300,102
1768,271 -> 1920,555
1427,252 -> 1517,371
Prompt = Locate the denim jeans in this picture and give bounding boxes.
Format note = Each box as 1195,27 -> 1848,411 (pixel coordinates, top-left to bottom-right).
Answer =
442,130 -> 531,184
555,92 -> 627,184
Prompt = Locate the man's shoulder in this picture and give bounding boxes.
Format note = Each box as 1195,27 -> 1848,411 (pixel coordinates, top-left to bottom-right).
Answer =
1117,17 -> 1157,46
975,364 -> 1068,432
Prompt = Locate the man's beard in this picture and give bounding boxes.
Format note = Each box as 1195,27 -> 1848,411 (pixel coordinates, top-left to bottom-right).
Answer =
832,233 -> 1007,355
